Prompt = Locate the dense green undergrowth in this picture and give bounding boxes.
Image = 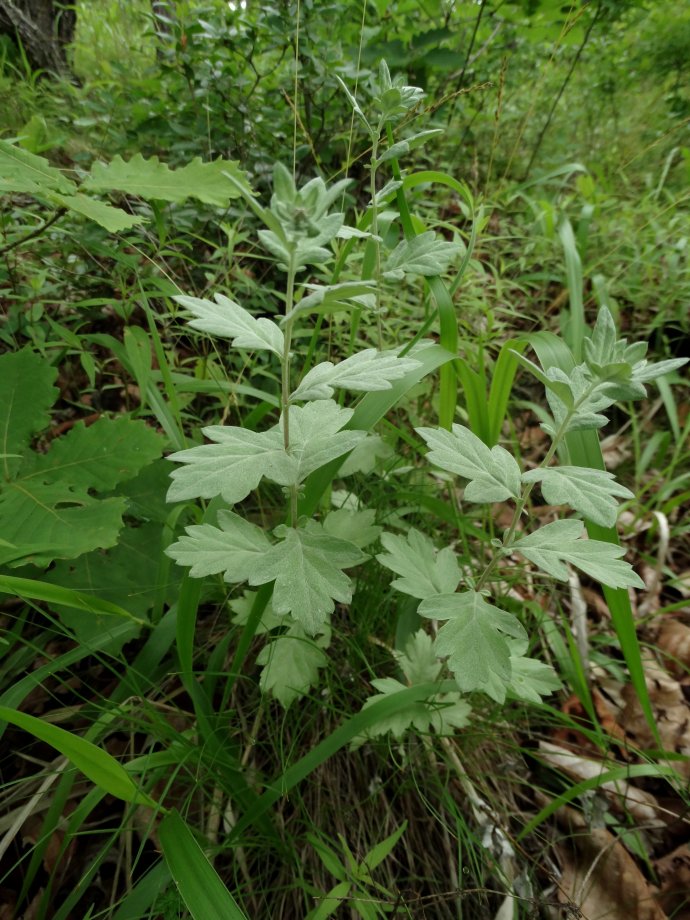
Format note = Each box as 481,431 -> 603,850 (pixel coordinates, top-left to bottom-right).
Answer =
0,2 -> 689,918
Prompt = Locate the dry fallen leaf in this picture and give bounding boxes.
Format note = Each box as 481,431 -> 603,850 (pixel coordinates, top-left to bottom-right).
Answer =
653,843 -> 690,919
539,741 -> 661,826
553,806 -> 667,920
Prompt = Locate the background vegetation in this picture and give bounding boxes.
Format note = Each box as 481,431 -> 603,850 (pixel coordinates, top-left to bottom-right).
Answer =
0,0 -> 689,917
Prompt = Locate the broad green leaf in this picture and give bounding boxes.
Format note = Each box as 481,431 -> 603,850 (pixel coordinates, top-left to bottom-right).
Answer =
0,486 -> 127,566
0,139 -> 75,194
42,523 -> 172,652
168,401 -> 365,504
83,154 -> 250,207
383,231 -> 459,281
522,466 -> 633,527
22,416 -> 164,490
49,192 -> 145,231
0,706 -> 155,806
292,350 -> 421,402
322,508 -> 382,549
512,519 -> 644,588
159,810 -> 249,920
0,349 -> 58,479
166,510 -> 271,581
247,521 -> 367,634
175,293 -> 284,357
417,424 -> 521,502
377,529 -> 461,599
257,622 -> 331,707
418,591 -> 527,701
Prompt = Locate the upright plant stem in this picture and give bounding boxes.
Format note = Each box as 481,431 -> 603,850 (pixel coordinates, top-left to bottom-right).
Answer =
282,254 -> 299,526
369,132 -> 384,350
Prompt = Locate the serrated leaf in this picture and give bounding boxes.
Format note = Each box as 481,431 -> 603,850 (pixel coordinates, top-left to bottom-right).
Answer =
166,510 -> 271,581
377,529 -> 461,599
291,349 -> 422,402
167,401 -> 365,504
522,466 -> 633,527
507,653 -> 561,703
83,154 -> 250,206
383,231 -> 459,281
0,349 -> 58,479
22,416 -> 164,491
49,192 -> 145,232
322,508 -> 382,549
417,424 -> 521,502
395,629 -> 441,684
0,139 -> 75,194
246,521 -> 367,634
175,293 -> 284,356
512,519 -> 644,588
418,591 -> 527,702
257,622 -> 330,707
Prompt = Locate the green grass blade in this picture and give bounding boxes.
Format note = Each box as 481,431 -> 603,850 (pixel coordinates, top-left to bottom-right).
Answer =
0,706 -> 156,806
529,330 -> 658,740
159,809 -> 249,920
518,762 -> 680,841
0,574 -> 147,626
487,339 -> 526,446
455,358 -> 489,442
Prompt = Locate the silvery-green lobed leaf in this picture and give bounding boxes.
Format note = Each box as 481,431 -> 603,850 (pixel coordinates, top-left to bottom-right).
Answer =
167,400 -> 365,504
383,231 -> 459,281
507,653 -> 561,704
167,425 -> 292,504
289,280 -> 376,319
521,466 -> 634,528
165,510 -> 270,581
395,630 -> 441,684
247,521 -> 368,634
512,519 -> 644,588
174,293 -> 284,357
257,621 -> 331,707
291,349 -> 422,402
377,529 -> 461,599
632,356 -> 688,385
419,591 -> 527,702
279,400 -> 367,481
322,508 -> 382,549
417,424 -> 521,502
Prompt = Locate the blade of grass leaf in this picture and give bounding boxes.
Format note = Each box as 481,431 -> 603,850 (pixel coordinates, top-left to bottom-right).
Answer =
159,809 -> 249,920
